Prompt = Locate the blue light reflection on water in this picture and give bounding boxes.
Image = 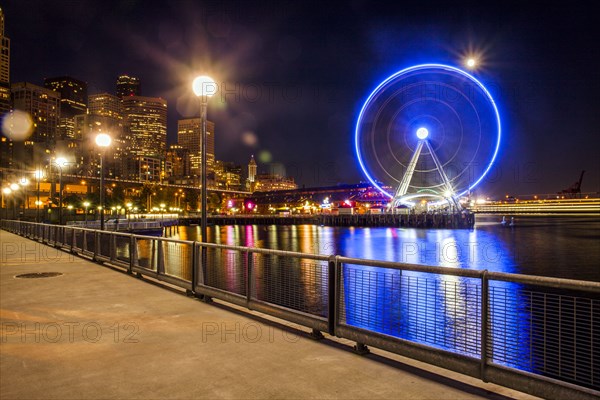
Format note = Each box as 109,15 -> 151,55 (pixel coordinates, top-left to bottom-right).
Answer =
171,217 -> 599,381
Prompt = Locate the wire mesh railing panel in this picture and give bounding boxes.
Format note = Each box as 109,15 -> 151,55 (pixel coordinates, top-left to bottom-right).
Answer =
252,253 -> 329,318
162,241 -> 192,281
338,266 -> 482,357
135,238 -> 157,270
74,230 -> 85,251
489,284 -> 600,391
98,232 -> 113,258
204,248 -> 247,296
115,236 -> 131,265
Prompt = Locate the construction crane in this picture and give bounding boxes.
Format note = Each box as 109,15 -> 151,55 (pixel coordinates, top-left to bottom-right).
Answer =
559,170 -> 585,198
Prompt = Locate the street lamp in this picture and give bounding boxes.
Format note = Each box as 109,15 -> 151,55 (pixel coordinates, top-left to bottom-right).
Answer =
67,204 -> 73,223
83,201 -> 90,225
2,187 -> 11,220
95,133 -> 112,230
55,157 -> 67,224
18,177 -> 30,220
34,169 -> 44,222
193,75 -> 217,246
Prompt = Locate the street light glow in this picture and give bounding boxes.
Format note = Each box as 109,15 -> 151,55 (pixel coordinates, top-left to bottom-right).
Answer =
55,157 -> 67,167
10,183 -> 19,191
466,58 -> 476,68
192,75 -> 217,97
95,133 -> 112,147
34,170 -> 44,180
2,187 -> 11,195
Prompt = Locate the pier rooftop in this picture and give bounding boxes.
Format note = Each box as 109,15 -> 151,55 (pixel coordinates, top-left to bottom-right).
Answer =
0,230 -> 537,399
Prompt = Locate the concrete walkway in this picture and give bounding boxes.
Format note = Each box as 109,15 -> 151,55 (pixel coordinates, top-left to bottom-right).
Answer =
0,230 -> 539,400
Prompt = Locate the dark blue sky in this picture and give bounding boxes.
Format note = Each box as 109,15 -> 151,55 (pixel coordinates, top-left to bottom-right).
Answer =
4,0 -> 599,196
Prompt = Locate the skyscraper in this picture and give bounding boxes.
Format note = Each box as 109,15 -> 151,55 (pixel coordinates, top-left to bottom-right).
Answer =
11,82 -> 60,145
44,76 -> 88,139
0,7 -> 11,116
177,117 -> 215,178
116,75 -> 141,98
122,95 -> 167,180
78,93 -> 125,178
248,155 -> 257,182
0,7 -> 11,168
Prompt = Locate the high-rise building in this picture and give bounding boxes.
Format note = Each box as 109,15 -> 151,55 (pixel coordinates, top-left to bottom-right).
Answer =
166,144 -> 190,178
215,160 -> 242,191
116,75 -> 141,98
248,154 -> 257,180
0,7 -> 11,117
11,82 -> 60,145
0,7 -> 9,85
8,82 -> 60,170
88,92 -> 123,119
122,96 -> 167,180
80,93 -> 125,178
177,117 -> 215,178
44,76 -> 88,139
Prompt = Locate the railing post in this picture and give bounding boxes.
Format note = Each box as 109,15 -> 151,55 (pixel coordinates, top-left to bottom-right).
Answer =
82,230 -> 87,252
128,234 -> 136,274
110,233 -> 117,262
157,239 -> 165,275
481,269 -> 489,382
93,231 -> 99,261
246,251 -> 253,308
189,241 -> 198,294
328,255 -> 337,336
196,242 -> 205,286
71,228 -> 76,253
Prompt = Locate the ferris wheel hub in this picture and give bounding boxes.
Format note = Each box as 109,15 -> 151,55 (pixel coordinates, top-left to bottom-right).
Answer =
416,127 -> 429,139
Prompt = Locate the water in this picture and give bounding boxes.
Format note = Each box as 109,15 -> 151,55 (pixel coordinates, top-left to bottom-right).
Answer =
153,215 -> 600,388
172,215 -> 600,281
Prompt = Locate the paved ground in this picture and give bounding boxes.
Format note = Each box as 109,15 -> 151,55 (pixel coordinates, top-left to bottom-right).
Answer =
0,229 -> 539,399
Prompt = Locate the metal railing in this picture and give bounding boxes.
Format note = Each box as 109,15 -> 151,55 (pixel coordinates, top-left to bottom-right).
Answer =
2,219 -> 599,400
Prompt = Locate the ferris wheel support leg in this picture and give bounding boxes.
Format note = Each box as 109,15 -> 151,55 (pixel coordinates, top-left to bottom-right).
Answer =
424,141 -> 462,210
392,140 -> 425,207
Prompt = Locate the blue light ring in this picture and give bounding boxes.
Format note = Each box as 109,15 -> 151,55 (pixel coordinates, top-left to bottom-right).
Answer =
355,63 -> 501,198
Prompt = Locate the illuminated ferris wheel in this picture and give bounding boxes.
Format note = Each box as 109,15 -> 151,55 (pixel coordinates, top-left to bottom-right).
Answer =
355,64 -> 501,208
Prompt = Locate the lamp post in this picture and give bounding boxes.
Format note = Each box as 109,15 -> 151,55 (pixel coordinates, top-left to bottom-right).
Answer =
95,133 -> 112,230
18,177 -> 29,220
34,169 -> 44,222
2,187 -> 11,220
192,75 -> 217,246
83,201 -> 90,225
55,157 -> 67,224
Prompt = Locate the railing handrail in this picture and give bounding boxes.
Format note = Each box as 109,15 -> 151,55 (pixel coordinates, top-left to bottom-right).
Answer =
2,219 -> 598,400
3,219 -> 599,291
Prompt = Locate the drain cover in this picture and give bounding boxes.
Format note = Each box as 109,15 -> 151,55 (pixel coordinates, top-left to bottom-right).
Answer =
15,272 -> 63,279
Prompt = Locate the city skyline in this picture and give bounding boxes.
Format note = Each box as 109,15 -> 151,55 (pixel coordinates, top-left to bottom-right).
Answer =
2,1 -> 599,196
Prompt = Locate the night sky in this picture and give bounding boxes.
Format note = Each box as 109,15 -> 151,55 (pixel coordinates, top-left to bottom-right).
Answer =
4,0 -> 599,197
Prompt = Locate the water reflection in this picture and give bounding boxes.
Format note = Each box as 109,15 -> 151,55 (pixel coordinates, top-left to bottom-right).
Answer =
128,218 -> 598,388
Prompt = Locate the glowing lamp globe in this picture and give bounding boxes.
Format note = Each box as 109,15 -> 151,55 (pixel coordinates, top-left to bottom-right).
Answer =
55,157 -> 67,167
2,187 -> 11,195
416,127 -> 429,140
95,133 -> 112,148
192,75 -> 217,97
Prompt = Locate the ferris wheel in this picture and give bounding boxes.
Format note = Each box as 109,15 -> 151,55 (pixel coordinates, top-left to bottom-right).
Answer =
355,64 -> 501,208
